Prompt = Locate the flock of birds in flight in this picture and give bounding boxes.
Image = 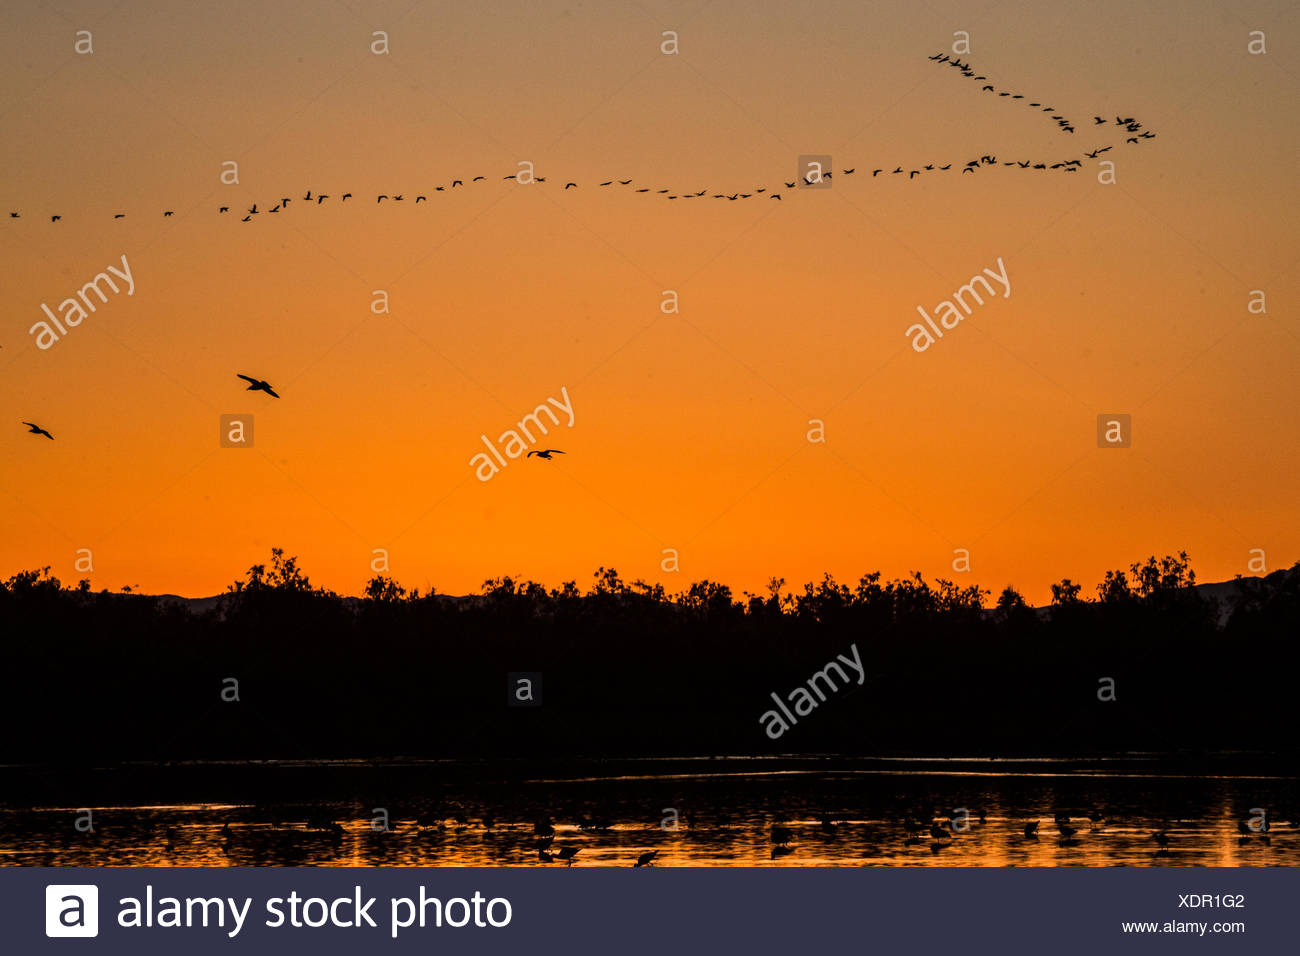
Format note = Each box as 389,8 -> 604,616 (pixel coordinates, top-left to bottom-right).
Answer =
16,52 -> 1154,445
5,53 -> 1156,230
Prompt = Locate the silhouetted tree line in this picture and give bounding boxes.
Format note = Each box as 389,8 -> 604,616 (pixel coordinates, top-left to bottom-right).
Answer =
2,550 -> 1296,765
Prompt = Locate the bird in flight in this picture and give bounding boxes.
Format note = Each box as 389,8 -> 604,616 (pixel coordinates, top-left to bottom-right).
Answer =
22,421 -> 54,440
565,182 -> 577,189
527,449 -> 565,460
51,215 -> 61,222
236,374 -> 280,398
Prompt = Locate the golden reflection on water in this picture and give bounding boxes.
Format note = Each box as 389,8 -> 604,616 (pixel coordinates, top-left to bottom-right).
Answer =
2,770 -> 1296,867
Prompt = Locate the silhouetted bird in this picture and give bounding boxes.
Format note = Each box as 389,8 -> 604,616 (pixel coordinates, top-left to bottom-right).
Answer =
342,193 -> 352,201
163,211 -> 173,216
237,374 -> 279,398
770,825 -> 793,846
634,850 -> 658,867
114,213 -> 125,219
1023,821 -> 1039,839
219,206 -> 229,213
565,183 -> 577,189
51,215 -> 61,222
527,449 -> 565,460
557,846 -> 580,866
22,421 -> 53,440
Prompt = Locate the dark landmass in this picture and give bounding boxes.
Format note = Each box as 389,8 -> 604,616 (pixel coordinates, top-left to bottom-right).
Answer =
2,550 -> 1296,768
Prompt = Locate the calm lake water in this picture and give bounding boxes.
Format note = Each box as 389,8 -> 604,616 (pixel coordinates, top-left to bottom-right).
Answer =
1,757 -> 1296,867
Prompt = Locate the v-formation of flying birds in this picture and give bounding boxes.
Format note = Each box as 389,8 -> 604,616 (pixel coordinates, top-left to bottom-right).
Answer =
17,52 -> 1151,446
6,54 -> 1155,226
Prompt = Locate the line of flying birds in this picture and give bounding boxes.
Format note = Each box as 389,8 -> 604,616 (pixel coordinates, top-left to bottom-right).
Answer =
17,52 -> 1155,445
5,53 -> 1155,226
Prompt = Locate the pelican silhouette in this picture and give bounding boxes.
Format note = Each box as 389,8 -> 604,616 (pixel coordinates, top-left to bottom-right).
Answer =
1023,821 -> 1039,839
473,176 -> 486,182
242,215 -> 251,221
415,195 -> 426,203
304,191 -> 313,201
236,374 -> 279,398
619,180 -> 632,185
527,449 -> 565,460
565,183 -> 577,189
317,194 -> 329,203
22,421 -> 53,440
342,193 -> 352,201
634,850 -> 658,867
452,180 -> 463,187
51,215 -> 61,222
556,846 -> 580,866
377,195 -> 388,203
9,212 -> 18,218
163,210 -> 173,216
114,213 -> 125,219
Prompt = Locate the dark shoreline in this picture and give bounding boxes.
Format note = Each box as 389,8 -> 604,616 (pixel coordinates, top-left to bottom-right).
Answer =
3,752 -> 1297,809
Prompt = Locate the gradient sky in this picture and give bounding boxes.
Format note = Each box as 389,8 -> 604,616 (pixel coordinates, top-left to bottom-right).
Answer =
1,0 -> 1297,603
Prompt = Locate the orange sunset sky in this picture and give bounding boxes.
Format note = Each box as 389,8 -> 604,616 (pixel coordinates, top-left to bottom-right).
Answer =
1,1 -> 1297,604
